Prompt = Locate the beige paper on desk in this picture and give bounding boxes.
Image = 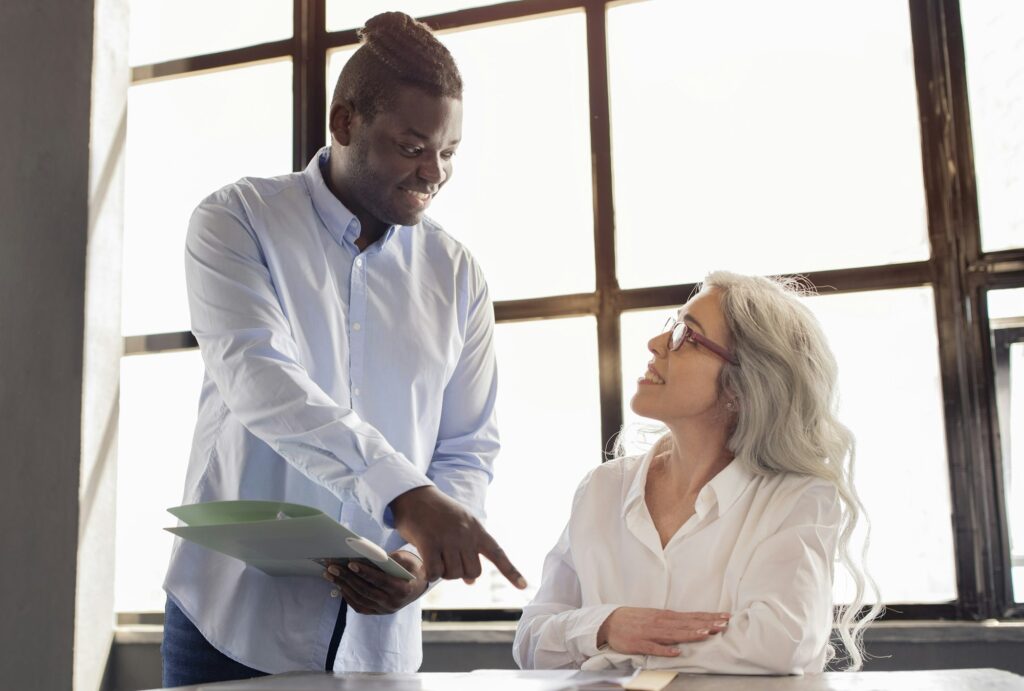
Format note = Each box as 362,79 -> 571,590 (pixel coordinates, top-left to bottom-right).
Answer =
624,670 -> 678,691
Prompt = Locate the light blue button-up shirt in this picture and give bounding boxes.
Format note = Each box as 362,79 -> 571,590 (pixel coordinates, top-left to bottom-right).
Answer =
164,147 -> 499,674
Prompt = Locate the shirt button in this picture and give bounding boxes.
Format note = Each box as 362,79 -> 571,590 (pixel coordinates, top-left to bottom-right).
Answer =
353,387 -> 361,396
330,589 -> 340,598
352,322 -> 361,331
355,258 -> 363,268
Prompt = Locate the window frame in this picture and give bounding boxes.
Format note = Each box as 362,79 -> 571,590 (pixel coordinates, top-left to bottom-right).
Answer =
123,0 -> 1024,622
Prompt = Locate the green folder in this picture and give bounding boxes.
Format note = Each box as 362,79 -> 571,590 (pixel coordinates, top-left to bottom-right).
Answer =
166,500 -> 415,581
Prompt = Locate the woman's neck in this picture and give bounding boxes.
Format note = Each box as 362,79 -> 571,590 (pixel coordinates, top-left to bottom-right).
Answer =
659,420 -> 734,496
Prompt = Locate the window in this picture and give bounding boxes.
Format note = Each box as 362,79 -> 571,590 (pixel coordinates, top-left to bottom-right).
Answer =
960,1 -> 1024,253
989,288 -> 1024,602
607,0 -> 928,288
119,0 -> 1024,622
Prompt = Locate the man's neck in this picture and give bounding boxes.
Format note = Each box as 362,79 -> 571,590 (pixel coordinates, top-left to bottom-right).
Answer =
353,227 -> 385,252
321,160 -> 388,251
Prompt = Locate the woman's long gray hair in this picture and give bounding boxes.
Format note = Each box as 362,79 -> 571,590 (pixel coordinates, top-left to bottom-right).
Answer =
704,270 -> 881,670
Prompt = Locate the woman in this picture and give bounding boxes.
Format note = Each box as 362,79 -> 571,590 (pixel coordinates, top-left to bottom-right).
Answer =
514,271 -> 878,674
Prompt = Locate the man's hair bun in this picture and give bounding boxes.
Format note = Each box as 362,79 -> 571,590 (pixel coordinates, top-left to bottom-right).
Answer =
332,11 -> 462,119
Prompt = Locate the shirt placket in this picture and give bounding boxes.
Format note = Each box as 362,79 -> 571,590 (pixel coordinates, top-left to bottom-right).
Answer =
348,251 -> 367,408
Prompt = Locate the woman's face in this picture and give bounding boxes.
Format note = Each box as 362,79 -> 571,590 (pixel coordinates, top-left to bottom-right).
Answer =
630,288 -> 735,426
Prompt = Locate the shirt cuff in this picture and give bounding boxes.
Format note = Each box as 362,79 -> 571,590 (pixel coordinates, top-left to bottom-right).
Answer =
354,454 -> 433,527
566,604 -> 621,660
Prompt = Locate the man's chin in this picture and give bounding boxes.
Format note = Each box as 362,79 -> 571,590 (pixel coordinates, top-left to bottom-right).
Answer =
389,210 -> 425,228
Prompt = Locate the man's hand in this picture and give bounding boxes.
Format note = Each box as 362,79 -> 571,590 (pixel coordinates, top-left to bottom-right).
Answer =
322,550 -> 429,615
389,485 -> 527,589
597,607 -> 730,657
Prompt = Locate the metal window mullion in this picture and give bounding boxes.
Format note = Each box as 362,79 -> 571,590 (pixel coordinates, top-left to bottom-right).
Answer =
130,40 -> 294,84
584,1 -> 623,458
295,0 -> 327,172
909,0 -> 1010,619
323,0 -> 589,50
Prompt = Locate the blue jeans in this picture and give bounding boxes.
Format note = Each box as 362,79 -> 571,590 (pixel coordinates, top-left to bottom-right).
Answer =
161,597 -> 348,686
161,599 -> 268,688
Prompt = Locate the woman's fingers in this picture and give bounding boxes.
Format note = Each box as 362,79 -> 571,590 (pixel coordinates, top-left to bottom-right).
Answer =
649,628 -> 716,644
637,642 -> 682,657
662,611 -> 730,625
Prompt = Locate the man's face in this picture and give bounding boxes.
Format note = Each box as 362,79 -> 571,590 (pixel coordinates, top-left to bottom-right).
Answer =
342,86 -> 463,228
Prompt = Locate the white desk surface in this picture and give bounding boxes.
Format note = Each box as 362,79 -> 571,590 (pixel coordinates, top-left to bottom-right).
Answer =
156,668 -> 1024,691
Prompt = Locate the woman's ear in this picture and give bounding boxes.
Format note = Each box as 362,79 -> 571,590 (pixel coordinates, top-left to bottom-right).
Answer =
721,387 -> 740,412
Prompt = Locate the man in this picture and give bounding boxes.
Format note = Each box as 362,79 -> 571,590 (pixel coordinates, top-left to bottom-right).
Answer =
162,11 -> 524,686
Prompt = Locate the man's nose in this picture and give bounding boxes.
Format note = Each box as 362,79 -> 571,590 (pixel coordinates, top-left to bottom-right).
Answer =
418,155 -> 446,184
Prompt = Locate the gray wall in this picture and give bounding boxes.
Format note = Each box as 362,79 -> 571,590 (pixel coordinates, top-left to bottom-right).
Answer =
0,1 -> 95,689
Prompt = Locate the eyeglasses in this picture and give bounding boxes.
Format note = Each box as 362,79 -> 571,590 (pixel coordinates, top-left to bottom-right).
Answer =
662,317 -> 739,365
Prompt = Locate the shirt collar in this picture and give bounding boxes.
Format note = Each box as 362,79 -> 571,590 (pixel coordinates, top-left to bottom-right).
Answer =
621,446 -> 755,521
621,446 -> 657,518
302,146 -> 400,252
694,458 -> 755,519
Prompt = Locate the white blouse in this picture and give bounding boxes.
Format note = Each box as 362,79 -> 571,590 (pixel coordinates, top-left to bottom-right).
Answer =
513,449 -> 840,675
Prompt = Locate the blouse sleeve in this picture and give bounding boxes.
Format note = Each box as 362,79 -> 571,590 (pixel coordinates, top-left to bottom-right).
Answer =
512,522 -> 618,669
513,471 -> 619,669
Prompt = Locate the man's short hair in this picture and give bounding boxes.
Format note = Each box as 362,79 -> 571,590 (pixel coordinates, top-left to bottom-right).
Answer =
332,11 -> 463,120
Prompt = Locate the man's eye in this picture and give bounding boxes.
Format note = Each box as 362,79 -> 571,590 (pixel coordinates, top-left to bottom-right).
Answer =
441,150 -> 456,161
399,144 -> 422,156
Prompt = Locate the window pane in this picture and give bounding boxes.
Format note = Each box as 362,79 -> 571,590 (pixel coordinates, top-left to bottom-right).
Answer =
115,350 -> 205,612
620,287 -> 955,603
326,46 -> 357,143
425,317 -> 602,609
124,61 -> 292,336
129,0 -> 292,66
961,2 -> 1024,253
327,14 -> 596,301
608,0 -> 928,288
988,287 -> 1024,601
990,288 -> 1024,321
327,1 -> 500,32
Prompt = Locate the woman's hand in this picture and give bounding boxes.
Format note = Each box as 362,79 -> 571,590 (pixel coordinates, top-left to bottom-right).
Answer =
597,607 -> 731,657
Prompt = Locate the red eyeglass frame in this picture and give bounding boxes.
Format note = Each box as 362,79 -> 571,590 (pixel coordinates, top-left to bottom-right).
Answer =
662,318 -> 739,365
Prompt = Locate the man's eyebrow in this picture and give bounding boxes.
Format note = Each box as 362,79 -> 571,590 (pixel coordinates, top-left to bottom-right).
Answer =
401,128 -> 461,147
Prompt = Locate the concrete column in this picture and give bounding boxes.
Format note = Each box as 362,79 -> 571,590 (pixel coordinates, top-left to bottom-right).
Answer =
0,1 -> 126,688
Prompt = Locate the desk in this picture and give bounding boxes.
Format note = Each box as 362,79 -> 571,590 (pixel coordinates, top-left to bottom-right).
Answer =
154,668 -> 1024,690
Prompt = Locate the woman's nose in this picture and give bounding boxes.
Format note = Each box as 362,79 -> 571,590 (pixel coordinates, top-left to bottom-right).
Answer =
648,331 -> 669,356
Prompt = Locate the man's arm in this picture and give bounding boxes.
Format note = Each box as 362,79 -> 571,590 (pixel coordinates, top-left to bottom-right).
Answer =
390,257 -> 525,587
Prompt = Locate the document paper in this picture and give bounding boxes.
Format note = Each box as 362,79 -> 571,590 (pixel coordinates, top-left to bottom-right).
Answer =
165,500 -> 415,581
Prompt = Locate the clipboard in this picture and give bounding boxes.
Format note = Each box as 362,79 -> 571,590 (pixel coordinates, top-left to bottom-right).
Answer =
165,499 -> 415,581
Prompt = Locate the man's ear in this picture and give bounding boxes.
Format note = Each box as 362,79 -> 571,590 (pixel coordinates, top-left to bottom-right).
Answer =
329,101 -> 356,146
